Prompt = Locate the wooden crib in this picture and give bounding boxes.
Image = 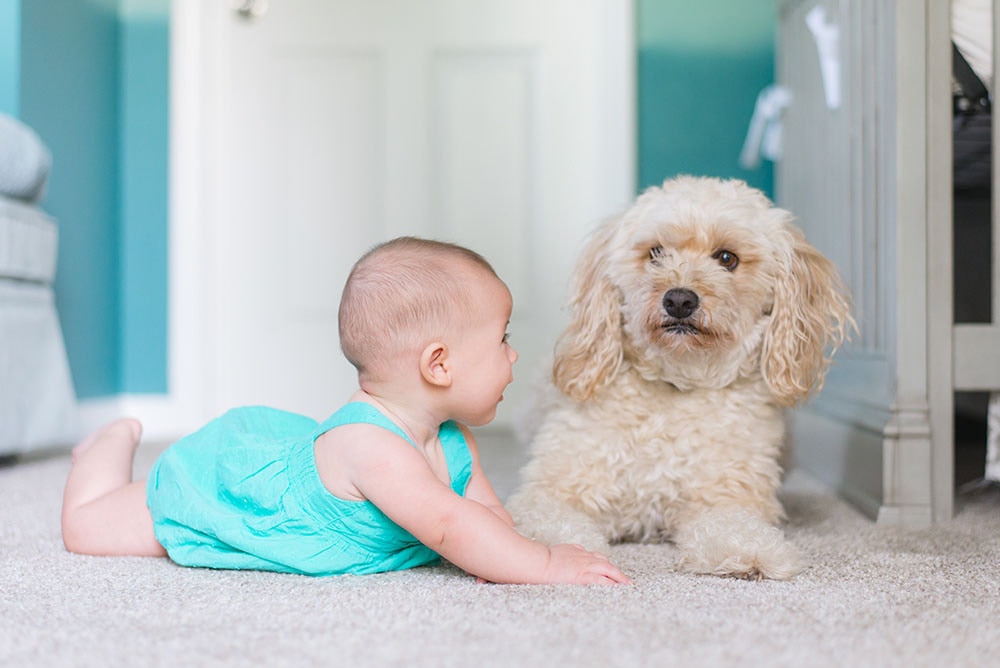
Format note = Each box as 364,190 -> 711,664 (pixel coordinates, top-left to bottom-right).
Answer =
776,0 -> 999,525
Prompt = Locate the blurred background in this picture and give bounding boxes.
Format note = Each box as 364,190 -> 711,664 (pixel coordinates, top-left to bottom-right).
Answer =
0,0 -> 776,437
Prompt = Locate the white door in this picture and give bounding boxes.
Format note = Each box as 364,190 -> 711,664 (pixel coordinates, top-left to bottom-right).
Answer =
170,0 -> 634,430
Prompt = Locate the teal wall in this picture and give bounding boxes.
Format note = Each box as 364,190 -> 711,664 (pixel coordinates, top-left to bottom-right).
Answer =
637,0 -> 776,197
4,0 -> 169,399
20,0 -> 122,398
0,1 -> 18,114
118,6 -> 169,393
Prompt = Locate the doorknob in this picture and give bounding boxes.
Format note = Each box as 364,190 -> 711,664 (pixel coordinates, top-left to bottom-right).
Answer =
233,0 -> 268,19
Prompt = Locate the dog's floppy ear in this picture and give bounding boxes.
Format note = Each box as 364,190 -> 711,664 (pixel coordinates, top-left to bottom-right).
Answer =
552,219 -> 625,402
761,218 -> 855,406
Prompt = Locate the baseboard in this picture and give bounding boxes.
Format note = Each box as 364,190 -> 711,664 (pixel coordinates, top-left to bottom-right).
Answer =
77,394 -> 201,444
875,504 -> 934,528
789,408 -> 884,522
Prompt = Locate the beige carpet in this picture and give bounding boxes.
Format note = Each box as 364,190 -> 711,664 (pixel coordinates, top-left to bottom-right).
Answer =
2,432 -> 998,668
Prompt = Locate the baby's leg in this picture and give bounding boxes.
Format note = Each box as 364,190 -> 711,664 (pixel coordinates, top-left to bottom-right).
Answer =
61,419 -> 166,557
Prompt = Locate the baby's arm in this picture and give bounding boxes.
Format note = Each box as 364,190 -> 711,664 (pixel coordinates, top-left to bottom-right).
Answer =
456,425 -> 514,528
345,430 -> 630,585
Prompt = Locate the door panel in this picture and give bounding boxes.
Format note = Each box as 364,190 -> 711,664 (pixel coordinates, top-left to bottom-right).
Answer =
178,0 -> 635,426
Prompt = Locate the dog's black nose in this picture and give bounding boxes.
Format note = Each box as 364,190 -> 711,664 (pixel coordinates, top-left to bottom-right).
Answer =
663,288 -> 699,319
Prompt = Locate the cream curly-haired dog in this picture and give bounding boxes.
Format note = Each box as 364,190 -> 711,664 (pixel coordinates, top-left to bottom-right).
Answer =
507,176 -> 853,580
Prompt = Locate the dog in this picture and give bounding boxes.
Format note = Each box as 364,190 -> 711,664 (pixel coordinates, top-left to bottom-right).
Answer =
506,176 -> 854,580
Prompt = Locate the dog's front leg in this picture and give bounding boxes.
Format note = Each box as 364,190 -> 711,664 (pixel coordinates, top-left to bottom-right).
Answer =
672,506 -> 802,580
506,486 -> 611,553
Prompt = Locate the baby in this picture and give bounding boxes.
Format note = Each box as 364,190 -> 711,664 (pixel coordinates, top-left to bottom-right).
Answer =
61,236 -> 631,585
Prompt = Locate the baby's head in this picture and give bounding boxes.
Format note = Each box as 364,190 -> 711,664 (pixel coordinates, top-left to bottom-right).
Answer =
339,237 -> 505,383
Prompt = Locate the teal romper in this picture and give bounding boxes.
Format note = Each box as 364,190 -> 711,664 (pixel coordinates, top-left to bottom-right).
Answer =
146,402 -> 473,576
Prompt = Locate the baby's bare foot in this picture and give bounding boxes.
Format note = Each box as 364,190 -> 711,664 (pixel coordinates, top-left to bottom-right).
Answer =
72,419 -> 143,462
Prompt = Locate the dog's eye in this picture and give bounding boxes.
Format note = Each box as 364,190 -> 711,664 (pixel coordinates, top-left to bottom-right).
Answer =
649,245 -> 665,264
713,249 -> 739,271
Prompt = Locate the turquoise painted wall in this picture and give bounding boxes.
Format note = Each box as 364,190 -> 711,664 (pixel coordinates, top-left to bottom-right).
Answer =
637,0 -> 776,197
118,5 -> 169,393
20,0 -> 122,398
8,0 -> 169,399
0,1 -> 18,114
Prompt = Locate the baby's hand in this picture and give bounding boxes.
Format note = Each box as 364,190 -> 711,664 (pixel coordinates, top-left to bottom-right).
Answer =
542,543 -> 632,585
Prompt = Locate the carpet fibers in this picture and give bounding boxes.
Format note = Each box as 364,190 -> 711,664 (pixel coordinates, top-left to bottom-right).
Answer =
2,433 -> 998,668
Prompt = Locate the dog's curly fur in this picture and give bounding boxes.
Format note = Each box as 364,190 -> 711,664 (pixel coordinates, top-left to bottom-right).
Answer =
507,176 -> 854,580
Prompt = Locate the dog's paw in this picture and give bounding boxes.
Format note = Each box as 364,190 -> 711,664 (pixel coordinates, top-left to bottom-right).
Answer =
674,508 -> 803,581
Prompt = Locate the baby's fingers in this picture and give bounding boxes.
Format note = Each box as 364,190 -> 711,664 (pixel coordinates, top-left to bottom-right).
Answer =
590,559 -> 631,585
586,571 -> 630,586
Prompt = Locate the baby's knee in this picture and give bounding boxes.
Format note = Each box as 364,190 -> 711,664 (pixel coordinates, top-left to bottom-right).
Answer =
61,511 -> 94,555
61,504 -> 111,555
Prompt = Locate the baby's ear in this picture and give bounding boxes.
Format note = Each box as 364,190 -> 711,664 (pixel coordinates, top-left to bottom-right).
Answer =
420,342 -> 452,387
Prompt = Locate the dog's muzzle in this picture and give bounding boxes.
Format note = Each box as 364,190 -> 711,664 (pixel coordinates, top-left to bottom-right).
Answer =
660,288 -> 702,335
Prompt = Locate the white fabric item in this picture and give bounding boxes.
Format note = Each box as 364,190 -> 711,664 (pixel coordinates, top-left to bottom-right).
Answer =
986,392 -> 1000,482
805,6 -> 841,110
739,85 -> 793,169
0,196 -> 58,282
953,0 -> 993,93
0,113 -> 51,203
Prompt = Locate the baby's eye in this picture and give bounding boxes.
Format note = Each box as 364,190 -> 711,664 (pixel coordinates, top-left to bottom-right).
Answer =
502,331 -> 511,344
713,249 -> 739,271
